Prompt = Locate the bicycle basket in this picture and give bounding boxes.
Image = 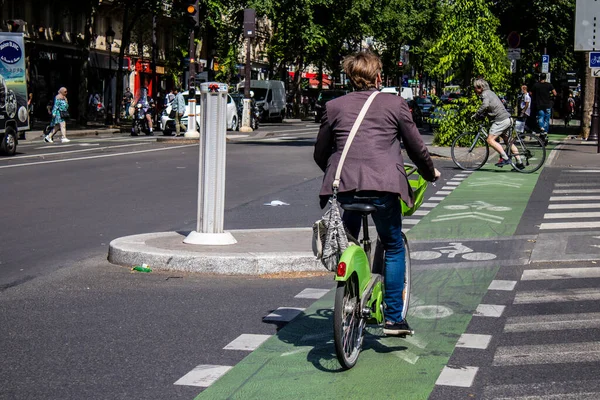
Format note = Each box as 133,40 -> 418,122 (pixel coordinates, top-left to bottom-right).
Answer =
401,167 -> 427,216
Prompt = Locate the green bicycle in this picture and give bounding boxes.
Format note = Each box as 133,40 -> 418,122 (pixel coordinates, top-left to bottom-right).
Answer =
332,165 -> 425,369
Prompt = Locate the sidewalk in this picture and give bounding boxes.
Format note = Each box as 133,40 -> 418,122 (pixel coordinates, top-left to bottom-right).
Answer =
24,120 -> 121,141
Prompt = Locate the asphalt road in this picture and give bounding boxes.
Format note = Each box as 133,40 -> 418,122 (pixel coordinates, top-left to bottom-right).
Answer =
0,121 -> 454,400
5,122 -> 596,399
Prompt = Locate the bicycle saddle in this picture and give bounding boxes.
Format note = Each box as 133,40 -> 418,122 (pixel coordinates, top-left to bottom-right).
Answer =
340,203 -> 377,214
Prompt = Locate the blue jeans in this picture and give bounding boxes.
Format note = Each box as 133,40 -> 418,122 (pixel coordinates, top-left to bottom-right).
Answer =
336,191 -> 406,323
537,108 -> 551,132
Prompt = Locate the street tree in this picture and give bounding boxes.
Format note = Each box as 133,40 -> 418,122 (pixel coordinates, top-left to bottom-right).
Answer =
428,0 -> 510,145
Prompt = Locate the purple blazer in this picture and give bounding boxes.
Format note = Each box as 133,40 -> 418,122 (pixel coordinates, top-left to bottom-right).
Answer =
314,89 -> 435,207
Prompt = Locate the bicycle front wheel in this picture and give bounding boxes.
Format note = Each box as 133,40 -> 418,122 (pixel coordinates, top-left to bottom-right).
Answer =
451,132 -> 489,170
401,233 -> 411,321
333,278 -> 364,369
511,134 -> 546,173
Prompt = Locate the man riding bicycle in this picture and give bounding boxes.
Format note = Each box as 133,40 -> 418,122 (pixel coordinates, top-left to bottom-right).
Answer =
472,79 -> 523,170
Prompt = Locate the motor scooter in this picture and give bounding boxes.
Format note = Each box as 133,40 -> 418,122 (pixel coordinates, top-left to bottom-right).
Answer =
251,101 -> 263,130
131,102 -> 152,136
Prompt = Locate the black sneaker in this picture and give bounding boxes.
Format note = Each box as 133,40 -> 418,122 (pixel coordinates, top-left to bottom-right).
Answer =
383,320 -> 413,337
494,158 -> 511,167
514,163 -> 525,170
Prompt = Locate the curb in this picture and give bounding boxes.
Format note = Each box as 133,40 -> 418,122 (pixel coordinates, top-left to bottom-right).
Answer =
108,231 -> 322,275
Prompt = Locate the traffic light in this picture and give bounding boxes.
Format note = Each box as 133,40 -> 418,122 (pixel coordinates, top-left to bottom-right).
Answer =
397,61 -> 404,67
183,0 -> 199,29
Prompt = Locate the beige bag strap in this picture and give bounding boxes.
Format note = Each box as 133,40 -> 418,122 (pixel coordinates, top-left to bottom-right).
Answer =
332,91 -> 380,192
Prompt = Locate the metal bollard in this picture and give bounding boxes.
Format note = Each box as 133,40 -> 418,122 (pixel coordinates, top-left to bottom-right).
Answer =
184,82 -> 237,245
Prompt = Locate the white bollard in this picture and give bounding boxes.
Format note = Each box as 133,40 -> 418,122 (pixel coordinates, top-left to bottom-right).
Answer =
184,82 -> 236,245
239,98 -> 253,133
184,89 -> 199,138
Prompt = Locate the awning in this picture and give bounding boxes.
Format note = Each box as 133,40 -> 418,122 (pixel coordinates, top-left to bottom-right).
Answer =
288,71 -> 330,80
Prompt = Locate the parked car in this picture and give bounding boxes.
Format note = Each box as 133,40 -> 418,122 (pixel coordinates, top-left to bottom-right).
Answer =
407,99 -> 424,128
416,96 -> 434,118
314,89 -> 349,122
159,91 -> 239,135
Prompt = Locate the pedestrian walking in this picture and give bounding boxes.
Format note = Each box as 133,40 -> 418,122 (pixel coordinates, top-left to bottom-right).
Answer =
531,73 -> 556,142
172,87 -> 186,136
27,92 -> 34,125
44,87 -> 70,143
123,87 -> 133,118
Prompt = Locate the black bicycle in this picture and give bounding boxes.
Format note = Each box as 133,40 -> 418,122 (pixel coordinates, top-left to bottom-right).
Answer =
451,119 -> 546,173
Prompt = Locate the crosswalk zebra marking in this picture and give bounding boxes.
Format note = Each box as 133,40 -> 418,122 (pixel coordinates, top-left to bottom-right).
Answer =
493,342 -> 600,366
514,288 -> 600,304
174,364 -> 232,387
488,280 -> 517,291
544,211 -> 600,219
548,203 -> 600,209
474,304 -> 506,317
263,307 -> 305,322
482,380 -> 600,400
521,267 -> 600,280
223,334 -> 272,351
435,366 -> 478,387
456,333 -> 492,349
540,221 -> 600,230
504,312 -> 600,333
553,189 -> 600,194
294,288 -> 330,299
549,195 -> 600,201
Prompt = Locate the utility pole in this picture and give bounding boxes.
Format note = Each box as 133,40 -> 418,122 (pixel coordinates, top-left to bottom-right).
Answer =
240,8 -> 255,133
184,0 -> 200,138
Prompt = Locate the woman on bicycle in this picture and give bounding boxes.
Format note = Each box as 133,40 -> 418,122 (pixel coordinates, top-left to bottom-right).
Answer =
472,79 -> 523,169
314,51 -> 440,336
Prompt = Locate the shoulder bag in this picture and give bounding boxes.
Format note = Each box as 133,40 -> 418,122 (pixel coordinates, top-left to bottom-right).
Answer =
312,91 -> 380,271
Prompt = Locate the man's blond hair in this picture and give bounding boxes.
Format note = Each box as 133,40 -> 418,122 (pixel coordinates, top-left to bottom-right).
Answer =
343,51 -> 382,90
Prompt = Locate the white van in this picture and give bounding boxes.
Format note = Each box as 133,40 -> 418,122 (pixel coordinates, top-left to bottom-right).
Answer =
237,80 -> 286,122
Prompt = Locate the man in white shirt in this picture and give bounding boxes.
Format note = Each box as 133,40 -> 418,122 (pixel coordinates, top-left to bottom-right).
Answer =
519,85 -> 531,117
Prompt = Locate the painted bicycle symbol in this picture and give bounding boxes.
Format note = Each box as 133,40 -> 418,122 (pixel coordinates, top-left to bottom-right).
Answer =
443,201 -> 511,212
412,242 -> 497,261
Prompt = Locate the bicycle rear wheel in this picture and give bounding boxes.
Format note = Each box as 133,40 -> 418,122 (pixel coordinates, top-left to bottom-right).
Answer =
401,233 -> 411,321
451,132 -> 489,170
511,133 -> 546,173
333,277 -> 364,369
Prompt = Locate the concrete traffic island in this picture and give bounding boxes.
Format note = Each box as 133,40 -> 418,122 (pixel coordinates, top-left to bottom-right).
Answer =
108,228 -> 322,275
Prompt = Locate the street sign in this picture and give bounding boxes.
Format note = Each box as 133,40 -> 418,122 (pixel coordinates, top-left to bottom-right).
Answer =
542,55 -> 549,73
591,52 -> 600,68
575,0 -> 600,51
510,59 -> 516,74
591,68 -> 600,78
508,48 -> 521,60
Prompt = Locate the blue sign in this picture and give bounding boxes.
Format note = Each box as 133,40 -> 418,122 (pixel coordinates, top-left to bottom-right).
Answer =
542,55 -> 550,64
590,52 -> 600,68
0,40 -> 22,64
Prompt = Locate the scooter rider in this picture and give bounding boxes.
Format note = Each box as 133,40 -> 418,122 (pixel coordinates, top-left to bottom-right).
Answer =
137,88 -> 154,135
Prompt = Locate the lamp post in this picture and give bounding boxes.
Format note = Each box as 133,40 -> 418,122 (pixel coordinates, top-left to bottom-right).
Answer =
105,26 -> 115,125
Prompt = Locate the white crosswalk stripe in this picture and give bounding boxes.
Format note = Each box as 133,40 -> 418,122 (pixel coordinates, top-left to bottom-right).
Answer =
540,174 -> 600,230
438,263 -> 600,399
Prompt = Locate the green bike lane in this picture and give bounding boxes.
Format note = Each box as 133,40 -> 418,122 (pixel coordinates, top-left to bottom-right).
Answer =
196,147 -> 555,399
